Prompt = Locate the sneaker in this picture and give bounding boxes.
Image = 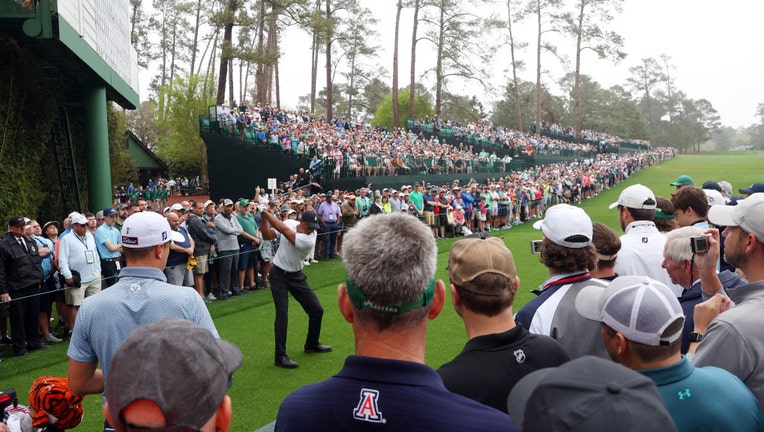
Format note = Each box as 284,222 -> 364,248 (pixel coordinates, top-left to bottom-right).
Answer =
45,334 -> 63,343
303,260 -> 311,266
206,292 -> 217,301
203,298 -> 213,304
310,259 -> 319,264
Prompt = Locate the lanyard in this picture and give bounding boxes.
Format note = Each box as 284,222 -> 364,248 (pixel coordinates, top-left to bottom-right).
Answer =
540,272 -> 591,291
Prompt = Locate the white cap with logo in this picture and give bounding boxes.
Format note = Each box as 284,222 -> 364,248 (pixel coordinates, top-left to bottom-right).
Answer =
121,212 -> 184,248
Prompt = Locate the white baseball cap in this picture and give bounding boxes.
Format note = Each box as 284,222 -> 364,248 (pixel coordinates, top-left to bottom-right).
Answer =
576,275 -> 684,347
533,204 -> 592,248
703,189 -> 725,206
70,213 -> 88,225
170,203 -> 184,211
609,184 -> 657,210
121,212 -> 184,248
708,193 -> 764,243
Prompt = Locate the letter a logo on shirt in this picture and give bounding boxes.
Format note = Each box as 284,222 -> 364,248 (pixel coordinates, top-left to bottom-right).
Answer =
353,388 -> 385,423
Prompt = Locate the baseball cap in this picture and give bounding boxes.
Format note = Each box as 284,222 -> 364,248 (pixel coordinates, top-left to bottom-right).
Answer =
70,213 -> 88,225
170,203 -> 184,212
116,204 -> 128,210
447,236 -> 517,295
105,318 -> 242,432
670,175 -> 694,187
95,210 -> 104,220
239,199 -> 250,207
280,204 -> 290,212
708,193 -> 764,242
532,204 -> 592,248
507,356 -> 676,432
608,184 -> 657,210
204,200 -> 215,208
8,215 -> 27,228
300,210 -> 321,230
703,189 -> 725,206
103,208 -> 118,217
575,275 -> 684,346
739,183 -> 764,195
719,181 -> 733,196
701,180 -> 722,192
121,212 -> 184,248
222,199 -> 234,206
348,195 -> 356,200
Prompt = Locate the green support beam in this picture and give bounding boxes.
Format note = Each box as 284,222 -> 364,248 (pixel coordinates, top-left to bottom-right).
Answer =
85,87 -> 112,211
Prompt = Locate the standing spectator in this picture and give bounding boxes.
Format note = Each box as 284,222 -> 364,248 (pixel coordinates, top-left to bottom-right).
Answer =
214,199 -> 243,299
236,199 -> 260,292
610,184 -> 681,295
438,235 -> 569,412
0,216 -> 44,356
67,212 -> 217,431
514,204 -> 609,359
576,275 -> 764,431
164,212 -> 194,287
316,194 -> 341,259
670,186 -> 710,228
508,356 -> 677,432
275,214 -> 514,431
104,319 -> 241,432
260,210 -> 330,369
691,193 -> 764,406
36,220 -> 62,344
186,200 -> 217,300
590,222 -> 621,281
59,213 -> 101,334
662,226 -> 746,354
95,208 -> 122,288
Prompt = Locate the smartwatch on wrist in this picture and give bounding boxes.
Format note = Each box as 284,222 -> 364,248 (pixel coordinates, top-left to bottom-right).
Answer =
689,332 -> 703,342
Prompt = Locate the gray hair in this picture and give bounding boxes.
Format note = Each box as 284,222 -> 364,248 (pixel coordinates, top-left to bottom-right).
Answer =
342,214 -> 437,329
665,226 -> 705,262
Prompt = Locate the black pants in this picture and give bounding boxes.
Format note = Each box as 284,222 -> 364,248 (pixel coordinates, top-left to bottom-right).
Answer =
100,259 -> 119,288
269,266 -> 323,357
9,284 -> 41,354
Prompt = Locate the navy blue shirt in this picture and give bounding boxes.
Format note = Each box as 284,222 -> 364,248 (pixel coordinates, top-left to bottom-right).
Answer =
276,355 -> 516,431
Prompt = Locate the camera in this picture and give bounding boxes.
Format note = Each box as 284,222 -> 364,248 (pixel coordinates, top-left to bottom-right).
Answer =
531,239 -> 543,254
690,236 -> 709,253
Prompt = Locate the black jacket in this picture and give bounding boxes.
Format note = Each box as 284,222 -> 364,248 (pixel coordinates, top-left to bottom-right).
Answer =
0,232 -> 44,294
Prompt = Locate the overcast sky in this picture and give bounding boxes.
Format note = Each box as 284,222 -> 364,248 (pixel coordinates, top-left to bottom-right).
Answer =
140,0 -> 764,128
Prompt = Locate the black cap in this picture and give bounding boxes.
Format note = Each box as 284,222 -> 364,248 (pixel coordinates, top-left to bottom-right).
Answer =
701,181 -> 722,192
8,216 -> 25,227
300,211 -> 321,230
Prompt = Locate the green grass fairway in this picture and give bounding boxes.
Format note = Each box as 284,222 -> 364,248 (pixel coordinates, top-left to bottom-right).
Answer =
2,151 -> 761,431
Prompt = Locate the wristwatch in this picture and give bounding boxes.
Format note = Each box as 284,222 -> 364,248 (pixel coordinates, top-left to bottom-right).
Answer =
689,332 -> 703,342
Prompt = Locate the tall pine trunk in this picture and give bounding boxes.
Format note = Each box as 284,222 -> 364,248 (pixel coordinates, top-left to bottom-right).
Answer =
408,0 -> 420,120
392,0 -> 402,128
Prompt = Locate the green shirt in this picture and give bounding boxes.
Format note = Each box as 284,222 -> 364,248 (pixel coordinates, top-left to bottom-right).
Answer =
236,212 -> 258,245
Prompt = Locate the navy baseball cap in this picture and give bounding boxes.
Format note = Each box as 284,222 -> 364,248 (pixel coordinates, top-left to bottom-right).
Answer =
8,216 -> 26,227
103,207 -> 118,217
739,183 -> 764,195
701,180 -> 722,192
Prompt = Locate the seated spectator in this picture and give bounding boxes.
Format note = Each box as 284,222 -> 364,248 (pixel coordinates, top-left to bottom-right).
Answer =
104,318 -> 242,432
438,234 -> 569,412
275,214 -> 514,431
576,276 -> 764,432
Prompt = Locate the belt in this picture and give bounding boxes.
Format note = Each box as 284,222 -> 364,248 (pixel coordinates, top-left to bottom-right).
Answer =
322,220 -> 338,224
273,265 -> 302,276
101,257 -> 122,262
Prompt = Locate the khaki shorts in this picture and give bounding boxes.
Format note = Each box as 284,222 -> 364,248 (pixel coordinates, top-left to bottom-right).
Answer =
65,277 -> 101,306
423,211 -> 435,226
194,255 -> 209,274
